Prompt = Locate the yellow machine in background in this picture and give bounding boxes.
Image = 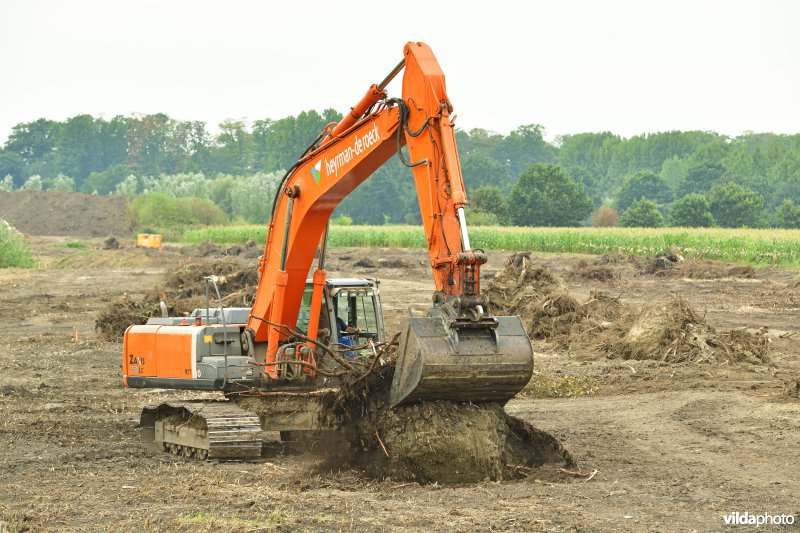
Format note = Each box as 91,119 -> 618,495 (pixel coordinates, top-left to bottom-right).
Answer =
136,233 -> 162,249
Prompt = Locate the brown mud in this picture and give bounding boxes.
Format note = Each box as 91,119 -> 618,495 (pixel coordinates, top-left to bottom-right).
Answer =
324,362 -> 573,484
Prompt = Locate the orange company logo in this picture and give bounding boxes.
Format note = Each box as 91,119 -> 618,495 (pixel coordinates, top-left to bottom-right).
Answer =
311,160 -> 322,184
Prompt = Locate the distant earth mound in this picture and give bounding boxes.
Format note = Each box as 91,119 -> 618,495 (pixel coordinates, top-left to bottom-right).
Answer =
0,191 -> 133,237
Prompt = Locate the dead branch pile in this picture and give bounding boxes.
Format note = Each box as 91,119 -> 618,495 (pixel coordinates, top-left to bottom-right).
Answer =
95,259 -> 259,341
484,253 -> 770,365
602,296 -> 770,364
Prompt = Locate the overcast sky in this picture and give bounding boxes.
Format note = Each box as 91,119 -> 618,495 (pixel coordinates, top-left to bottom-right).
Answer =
1,0 -> 798,144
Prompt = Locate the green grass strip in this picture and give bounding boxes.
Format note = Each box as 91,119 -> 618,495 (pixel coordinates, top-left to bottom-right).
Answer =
0,223 -> 35,268
184,225 -> 800,268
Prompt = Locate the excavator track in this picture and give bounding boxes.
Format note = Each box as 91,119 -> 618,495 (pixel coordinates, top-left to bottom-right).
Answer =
139,401 -> 262,460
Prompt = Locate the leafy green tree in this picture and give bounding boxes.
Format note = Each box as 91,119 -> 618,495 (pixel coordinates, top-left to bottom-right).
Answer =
0,175 -> 14,192
682,161 -> 726,195
557,132 -> 621,186
55,114 -> 104,183
659,156 -> 689,195
619,198 -> 664,227
461,153 -> 509,190
0,151 -> 25,187
496,124 -> 555,178
508,164 -> 592,226
21,175 -> 43,191
207,175 -> 236,217
4,118 -> 60,168
229,171 -> 283,223
669,193 -> 714,227
775,199 -> 800,229
615,170 -> 672,212
470,185 -> 508,222
707,182 -> 765,227
114,175 -> 140,196
130,193 -> 227,228
46,174 -> 75,192
81,163 -> 135,195
567,166 -> 602,207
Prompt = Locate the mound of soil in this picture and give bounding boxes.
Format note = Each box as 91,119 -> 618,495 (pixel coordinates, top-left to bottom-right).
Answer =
569,259 -> 616,281
95,259 -> 258,340
95,294 -> 160,341
485,254 -> 625,344
607,296 -> 770,364
484,252 -> 769,366
484,253 -> 566,317
102,236 -> 121,250
0,191 -> 133,237
325,360 -> 575,483
646,257 -> 756,279
161,261 -> 258,303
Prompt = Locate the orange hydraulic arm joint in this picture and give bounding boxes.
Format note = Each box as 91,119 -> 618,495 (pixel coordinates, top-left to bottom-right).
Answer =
400,42 -> 487,321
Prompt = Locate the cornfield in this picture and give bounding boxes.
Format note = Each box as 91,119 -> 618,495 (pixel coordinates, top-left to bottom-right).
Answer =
184,225 -> 800,268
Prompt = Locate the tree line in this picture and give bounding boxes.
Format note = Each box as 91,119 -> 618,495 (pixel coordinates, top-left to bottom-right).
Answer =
1,112 -> 799,228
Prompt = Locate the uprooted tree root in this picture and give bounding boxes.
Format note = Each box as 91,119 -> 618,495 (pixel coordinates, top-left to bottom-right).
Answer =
321,353 -> 575,484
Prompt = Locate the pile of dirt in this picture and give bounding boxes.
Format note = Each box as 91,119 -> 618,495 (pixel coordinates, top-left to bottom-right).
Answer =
95,294 -> 160,341
95,260 -> 258,340
0,191 -> 134,237
569,260 -> 616,281
353,257 -> 409,269
646,257 -> 756,279
603,296 -> 770,364
484,253 -> 566,318
102,236 -> 121,250
324,360 -> 575,483
161,261 -> 258,303
485,253 -> 623,344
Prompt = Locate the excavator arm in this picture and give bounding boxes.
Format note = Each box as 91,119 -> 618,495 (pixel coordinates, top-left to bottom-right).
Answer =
247,42 -> 533,406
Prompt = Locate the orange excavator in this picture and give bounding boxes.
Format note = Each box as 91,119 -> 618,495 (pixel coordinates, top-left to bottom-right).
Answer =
123,42 -> 534,459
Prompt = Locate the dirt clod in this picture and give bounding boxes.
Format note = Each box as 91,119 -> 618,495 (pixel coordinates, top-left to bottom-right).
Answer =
326,359 -> 574,483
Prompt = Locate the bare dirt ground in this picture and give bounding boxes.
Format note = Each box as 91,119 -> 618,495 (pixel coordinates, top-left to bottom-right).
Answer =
1,237 -> 798,531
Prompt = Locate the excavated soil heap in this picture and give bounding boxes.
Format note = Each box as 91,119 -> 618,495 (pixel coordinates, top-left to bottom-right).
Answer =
605,296 -> 770,364
182,239 -> 261,260
95,259 -> 258,340
569,259 -> 616,281
0,191 -> 133,237
325,363 -> 575,483
645,257 -> 756,279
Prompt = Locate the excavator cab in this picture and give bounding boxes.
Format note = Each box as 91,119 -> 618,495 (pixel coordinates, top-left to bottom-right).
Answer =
296,278 -> 385,358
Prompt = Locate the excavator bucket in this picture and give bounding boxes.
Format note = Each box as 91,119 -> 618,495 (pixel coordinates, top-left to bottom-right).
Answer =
389,315 -> 534,407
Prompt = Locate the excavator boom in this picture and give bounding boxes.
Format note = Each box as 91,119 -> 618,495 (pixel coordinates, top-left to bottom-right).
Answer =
248,42 -> 533,406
